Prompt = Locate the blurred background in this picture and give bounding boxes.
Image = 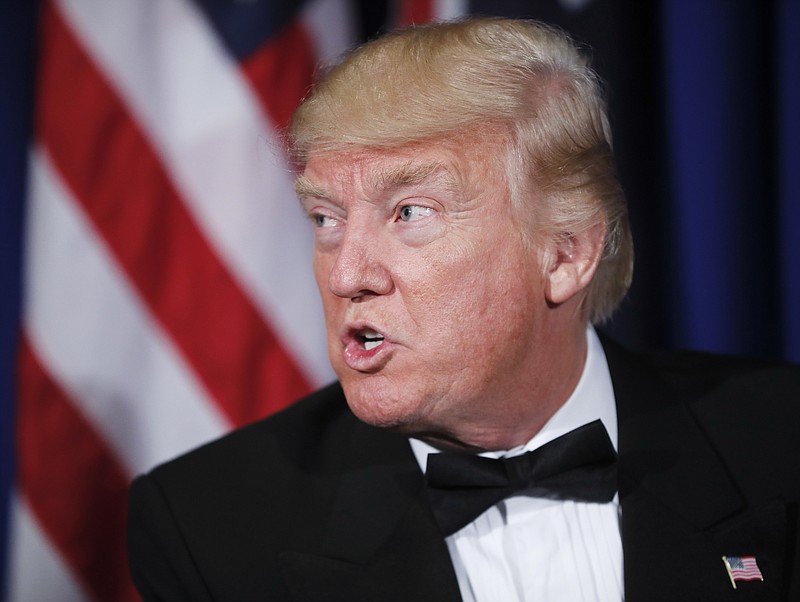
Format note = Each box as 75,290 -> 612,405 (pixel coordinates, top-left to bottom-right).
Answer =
1,0 -> 798,599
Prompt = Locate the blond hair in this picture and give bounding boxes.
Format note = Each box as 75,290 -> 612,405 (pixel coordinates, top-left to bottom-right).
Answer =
290,17 -> 633,323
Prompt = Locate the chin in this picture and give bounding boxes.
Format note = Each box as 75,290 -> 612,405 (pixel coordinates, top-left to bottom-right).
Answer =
341,377 -> 428,432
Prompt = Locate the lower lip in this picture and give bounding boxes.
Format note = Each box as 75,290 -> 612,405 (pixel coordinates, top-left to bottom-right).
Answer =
341,339 -> 394,372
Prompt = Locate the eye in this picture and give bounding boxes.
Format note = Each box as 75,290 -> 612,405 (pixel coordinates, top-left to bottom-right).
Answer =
398,205 -> 434,222
313,213 -> 340,228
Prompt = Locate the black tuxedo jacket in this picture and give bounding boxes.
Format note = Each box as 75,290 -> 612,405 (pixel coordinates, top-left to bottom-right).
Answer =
128,337 -> 800,601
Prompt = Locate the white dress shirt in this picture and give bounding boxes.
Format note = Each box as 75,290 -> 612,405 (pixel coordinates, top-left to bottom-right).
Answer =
410,327 -> 623,602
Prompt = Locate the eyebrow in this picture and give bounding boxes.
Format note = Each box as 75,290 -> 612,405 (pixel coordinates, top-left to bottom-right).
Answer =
295,160 -> 459,201
367,160 -> 455,192
295,174 -> 329,199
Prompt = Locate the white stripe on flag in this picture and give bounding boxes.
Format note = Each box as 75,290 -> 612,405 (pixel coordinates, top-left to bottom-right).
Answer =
25,147 -> 229,475
7,493 -> 89,602
304,0 -> 357,64
55,0 -> 335,387
434,0 -> 469,20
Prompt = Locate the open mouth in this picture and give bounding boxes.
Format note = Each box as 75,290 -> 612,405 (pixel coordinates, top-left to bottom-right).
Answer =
341,324 -> 392,371
356,328 -> 385,351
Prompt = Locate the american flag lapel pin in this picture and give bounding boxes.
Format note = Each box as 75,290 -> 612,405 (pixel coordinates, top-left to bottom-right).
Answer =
722,555 -> 764,589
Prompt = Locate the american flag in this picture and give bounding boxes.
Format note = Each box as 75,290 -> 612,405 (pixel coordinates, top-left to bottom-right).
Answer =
725,555 -> 764,584
8,0 -> 465,600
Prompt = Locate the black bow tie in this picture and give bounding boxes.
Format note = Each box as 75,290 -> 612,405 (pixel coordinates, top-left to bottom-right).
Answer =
424,420 -> 617,536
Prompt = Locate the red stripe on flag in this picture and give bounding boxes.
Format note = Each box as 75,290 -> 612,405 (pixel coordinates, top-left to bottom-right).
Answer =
241,19 -> 316,134
37,2 -> 312,426
397,0 -> 435,26
16,336 -> 138,602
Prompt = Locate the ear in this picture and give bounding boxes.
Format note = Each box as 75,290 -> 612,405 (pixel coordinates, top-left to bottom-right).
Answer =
543,223 -> 606,306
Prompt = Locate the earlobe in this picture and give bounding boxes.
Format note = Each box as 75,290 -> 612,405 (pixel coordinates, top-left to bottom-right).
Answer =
544,224 -> 605,306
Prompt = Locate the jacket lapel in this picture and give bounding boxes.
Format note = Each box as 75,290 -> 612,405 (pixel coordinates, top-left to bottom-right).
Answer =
604,337 -> 792,601
279,417 -> 461,601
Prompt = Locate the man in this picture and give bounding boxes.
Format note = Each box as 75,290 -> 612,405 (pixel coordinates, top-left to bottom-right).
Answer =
128,18 -> 800,601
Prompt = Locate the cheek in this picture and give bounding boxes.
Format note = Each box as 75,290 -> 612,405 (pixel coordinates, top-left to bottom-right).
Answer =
314,253 -> 344,316
396,252 -> 470,315
410,244 -> 539,349
313,255 -> 345,340
397,254 -> 498,344
313,252 -> 331,292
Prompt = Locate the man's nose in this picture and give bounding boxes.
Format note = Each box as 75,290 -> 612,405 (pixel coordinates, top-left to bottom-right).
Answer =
327,226 -> 393,299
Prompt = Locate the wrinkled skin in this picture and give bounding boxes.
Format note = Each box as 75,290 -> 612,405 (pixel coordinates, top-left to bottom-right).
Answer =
297,137 -> 598,451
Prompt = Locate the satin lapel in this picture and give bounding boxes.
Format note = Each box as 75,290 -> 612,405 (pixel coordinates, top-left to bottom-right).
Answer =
603,337 -> 791,601
279,418 -> 461,602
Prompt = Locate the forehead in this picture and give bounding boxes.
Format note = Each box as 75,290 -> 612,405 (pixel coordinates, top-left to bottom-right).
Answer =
297,143 -> 478,197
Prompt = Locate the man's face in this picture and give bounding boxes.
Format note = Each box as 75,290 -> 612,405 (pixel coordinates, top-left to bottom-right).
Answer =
298,138 -> 566,449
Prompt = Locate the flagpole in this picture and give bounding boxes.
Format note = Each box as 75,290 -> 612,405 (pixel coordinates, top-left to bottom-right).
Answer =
721,556 -> 737,590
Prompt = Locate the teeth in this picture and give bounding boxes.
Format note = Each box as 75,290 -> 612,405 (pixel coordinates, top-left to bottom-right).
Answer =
359,328 -> 384,351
